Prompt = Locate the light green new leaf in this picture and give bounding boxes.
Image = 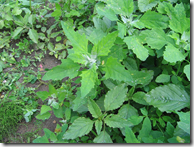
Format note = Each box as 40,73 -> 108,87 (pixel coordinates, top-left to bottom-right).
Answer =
105,114 -> 133,128
40,105 -> 51,115
42,58 -> 80,81
93,131 -> 113,143
184,64 -> 190,81
104,84 -> 128,111
138,117 -> 151,141
63,117 -> 94,140
0,61 -> 5,72
61,21 -> 88,54
32,135 -> 49,143
176,111 -> 190,135
80,64 -> 98,97
118,104 -> 138,119
12,27 -> 23,39
167,3 -> 190,34
138,0 -> 159,12
124,36 -> 148,61
163,44 -> 185,63
51,3 -> 62,17
139,10 -> 169,29
103,57 -> 133,82
36,112 -> 51,120
91,31 -> 118,56
125,127 -> 140,143
95,120 -> 102,135
68,53 -> 87,65
89,28 -> 106,45
0,20 -> 4,29
106,0 -> 134,17
155,74 -> 171,83
142,28 -> 175,49
12,7 -> 22,15
88,98 -> 102,118
96,3 -> 118,21
28,29 -> 39,44
117,22 -> 126,39
36,91 -> 49,101
144,84 -> 190,112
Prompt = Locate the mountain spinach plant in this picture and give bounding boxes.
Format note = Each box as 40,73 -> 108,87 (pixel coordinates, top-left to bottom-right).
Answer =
34,0 -> 190,143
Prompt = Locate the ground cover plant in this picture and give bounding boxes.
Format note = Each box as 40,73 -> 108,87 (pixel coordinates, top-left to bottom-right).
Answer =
0,0 -> 190,143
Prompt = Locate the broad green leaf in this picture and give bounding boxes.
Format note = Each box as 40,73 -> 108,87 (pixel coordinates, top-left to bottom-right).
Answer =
68,53 -> 87,65
140,107 -> 148,116
176,111 -> 190,135
105,114 -> 133,128
51,101 -> 59,109
95,120 -> 102,135
53,107 -> 64,118
96,3 -> 118,21
184,64 -> 190,81
12,27 -> 23,39
88,28 -> 106,45
117,22 -> 126,39
93,131 -> 113,143
36,112 -> 51,120
124,36 -> 148,61
88,98 -> 102,118
139,10 -> 169,29
48,84 -> 57,95
167,3 -> 190,34
0,20 -> 4,29
123,58 -> 138,71
132,92 -> 148,105
128,69 -> 154,86
166,122 -> 175,138
40,105 -> 51,115
28,29 -> 39,43
144,84 -> 190,112
12,7 -> 22,15
61,21 -> 88,54
163,44 -> 185,63
102,57 -> 133,82
125,127 -> 140,143
93,17 -> 108,32
80,64 -> 98,97
106,0 -> 134,17
128,115 -> 144,126
91,31 -> 118,56
65,108 -> 71,121
138,0 -> 159,12
104,84 -> 128,111
36,91 -> 49,101
118,104 -> 138,119
0,61 -> 5,72
42,58 -> 80,80
109,45 -> 126,62
138,117 -> 151,141
32,135 -> 49,143
63,117 -> 94,140
51,3 -> 62,17
141,28 -> 175,49
155,74 -> 171,83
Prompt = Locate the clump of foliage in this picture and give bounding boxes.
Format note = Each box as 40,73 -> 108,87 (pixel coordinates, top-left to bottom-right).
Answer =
0,99 -> 24,142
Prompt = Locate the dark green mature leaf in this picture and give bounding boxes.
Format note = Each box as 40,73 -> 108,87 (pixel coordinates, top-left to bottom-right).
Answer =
103,57 -> 133,82
117,22 -> 126,39
89,28 -> 106,45
132,92 -> 148,105
142,28 -> 175,49
80,64 -> 98,97
88,98 -> 102,118
138,0 -> 159,12
138,117 -> 151,141
163,44 -> 185,63
144,84 -> 190,112
125,127 -> 140,143
93,131 -> 113,143
155,74 -> 171,83
104,84 -> 128,111
124,36 -> 148,61
42,58 -> 80,80
91,31 -> 118,56
12,27 -> 23,39
106,0 -> 134,17
176,111 -> 190,135
139,10 -> 169,29
63,117 -> 94,140
166,3 -> 190,34
105,114 -> 133,128
61,21 -> 88,54
95,120 -> 102,135
28,29 -> 39,43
